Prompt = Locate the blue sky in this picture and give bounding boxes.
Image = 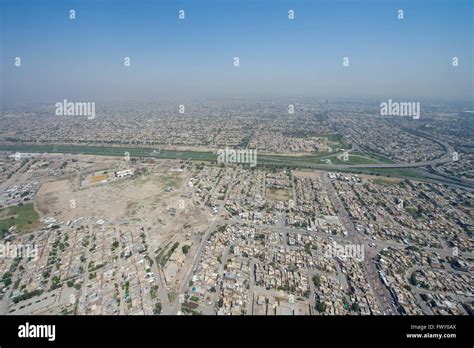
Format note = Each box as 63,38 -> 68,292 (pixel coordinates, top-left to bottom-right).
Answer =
1,0 -> 473,105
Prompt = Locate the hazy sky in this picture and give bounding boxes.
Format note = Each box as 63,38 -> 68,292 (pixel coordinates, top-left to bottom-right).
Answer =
1,0 -> 473,105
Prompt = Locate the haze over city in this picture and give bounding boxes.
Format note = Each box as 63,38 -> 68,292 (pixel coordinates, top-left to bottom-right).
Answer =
1,0 -> 473,106
0,3 -> 472,347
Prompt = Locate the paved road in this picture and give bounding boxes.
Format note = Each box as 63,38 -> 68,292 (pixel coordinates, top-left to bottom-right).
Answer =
166,169 -> 236,314
321,172 -> 399,315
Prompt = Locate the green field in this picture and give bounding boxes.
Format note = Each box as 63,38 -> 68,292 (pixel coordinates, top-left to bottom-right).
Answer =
0,144 -> 216,162
350,168 -> 428,180
325,154 -> 382,165
267,187 -> 292,202
371,177 -> 402,185
349,152 -> 394,164
0,203 -> 40,236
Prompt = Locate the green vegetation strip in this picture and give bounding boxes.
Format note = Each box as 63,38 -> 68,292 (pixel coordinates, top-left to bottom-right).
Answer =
0,203 -> 39,236
0,144 -> 432,181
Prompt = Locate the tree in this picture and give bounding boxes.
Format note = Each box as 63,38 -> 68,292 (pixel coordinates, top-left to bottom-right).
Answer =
2,272 -> 12,287
182,245 -> 190,255
153,302 -> 162,315
410,273 -> 418,286
316,301 -> 326,313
